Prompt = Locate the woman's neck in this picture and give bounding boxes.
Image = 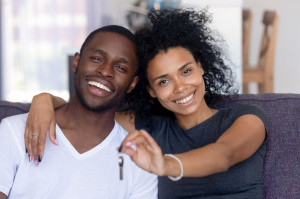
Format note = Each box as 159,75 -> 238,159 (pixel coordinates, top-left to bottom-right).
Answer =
175,103 -> 217,130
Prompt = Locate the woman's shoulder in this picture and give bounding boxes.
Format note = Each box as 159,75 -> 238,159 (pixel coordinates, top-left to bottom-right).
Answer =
115,111 -> 136,133
227,103 -> 268,129
134,111 -> 171,133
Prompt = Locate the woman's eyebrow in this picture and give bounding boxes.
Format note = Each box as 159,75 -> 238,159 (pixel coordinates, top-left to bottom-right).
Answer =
178,62 -> 192,71
152,62 -> 192,83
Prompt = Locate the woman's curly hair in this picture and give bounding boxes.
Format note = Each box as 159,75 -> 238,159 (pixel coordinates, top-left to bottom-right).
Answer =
122,8 -> 238,118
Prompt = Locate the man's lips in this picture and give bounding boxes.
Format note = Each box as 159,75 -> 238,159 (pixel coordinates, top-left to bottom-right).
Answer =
88,81 -> 112,93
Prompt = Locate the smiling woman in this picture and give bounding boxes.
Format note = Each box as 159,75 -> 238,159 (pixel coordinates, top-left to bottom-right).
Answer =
146,47 -> 207,127
119,9 -> 268,199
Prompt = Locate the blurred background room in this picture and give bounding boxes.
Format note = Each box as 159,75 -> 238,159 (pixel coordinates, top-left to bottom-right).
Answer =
0,0 -> 299,102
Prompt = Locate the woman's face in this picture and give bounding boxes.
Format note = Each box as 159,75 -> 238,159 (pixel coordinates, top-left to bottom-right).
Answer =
147,47 -> 206,117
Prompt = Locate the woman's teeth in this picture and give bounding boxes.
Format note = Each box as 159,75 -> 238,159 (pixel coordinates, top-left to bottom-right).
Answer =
88,81 -> 112,92
176,93 -> 194,104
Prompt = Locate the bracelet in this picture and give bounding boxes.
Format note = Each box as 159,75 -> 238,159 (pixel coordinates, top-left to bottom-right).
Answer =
164,154 -> 183,181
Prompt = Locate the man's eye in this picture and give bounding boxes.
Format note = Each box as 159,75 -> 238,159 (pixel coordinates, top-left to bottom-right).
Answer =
115,65 -> 127,72
91,57 -> 103,62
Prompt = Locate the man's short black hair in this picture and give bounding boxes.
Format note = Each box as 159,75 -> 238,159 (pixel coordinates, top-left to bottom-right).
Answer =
79,25 -> 136,55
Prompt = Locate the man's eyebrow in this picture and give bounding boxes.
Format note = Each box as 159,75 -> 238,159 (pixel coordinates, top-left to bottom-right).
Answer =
94,49 -> 107,56
94,49 -> 129,64
152,62 -> 192,83
118,56 -> 129,64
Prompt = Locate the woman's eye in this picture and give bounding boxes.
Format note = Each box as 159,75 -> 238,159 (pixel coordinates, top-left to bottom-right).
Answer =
183,69 -> 191,75
159,80 -> 168,85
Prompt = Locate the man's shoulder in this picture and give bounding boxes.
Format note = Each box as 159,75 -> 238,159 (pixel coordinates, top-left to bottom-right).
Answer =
0,113 -> 28,139
1,113 -> 28,124
113,121 -> 128,138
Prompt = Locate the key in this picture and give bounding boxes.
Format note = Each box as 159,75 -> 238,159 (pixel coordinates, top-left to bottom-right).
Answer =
119,156 -> 124,180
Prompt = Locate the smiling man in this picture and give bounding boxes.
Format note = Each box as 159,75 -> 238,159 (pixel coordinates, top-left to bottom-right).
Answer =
0,25 -> 157,199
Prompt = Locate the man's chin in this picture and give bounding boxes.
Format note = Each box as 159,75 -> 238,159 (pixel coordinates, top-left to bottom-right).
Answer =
82,100 -> 116,113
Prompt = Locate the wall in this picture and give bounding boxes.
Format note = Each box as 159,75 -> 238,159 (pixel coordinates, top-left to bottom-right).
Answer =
182,0 -> 243,92
243,0 -> 300,93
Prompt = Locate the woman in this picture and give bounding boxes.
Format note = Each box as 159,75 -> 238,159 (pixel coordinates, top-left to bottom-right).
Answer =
25,9 -> 267,198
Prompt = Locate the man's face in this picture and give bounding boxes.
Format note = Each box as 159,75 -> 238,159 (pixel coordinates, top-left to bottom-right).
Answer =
73,32 -> 138,112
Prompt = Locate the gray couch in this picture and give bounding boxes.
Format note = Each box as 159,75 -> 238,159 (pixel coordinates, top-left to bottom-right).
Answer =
1,93 -> 300,199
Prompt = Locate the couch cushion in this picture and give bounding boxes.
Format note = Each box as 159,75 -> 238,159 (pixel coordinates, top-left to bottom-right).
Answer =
214,93 -> 300,199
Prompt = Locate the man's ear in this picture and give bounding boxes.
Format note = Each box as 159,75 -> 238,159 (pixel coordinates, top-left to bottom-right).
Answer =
197,61 -> 204,75
72,52 -> 80,73
127,76 -> 139,93
147,86 -> 157,98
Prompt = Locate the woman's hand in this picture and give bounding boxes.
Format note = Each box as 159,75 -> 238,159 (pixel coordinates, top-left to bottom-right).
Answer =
120,129 -> 167,176
24,93 -> 64,165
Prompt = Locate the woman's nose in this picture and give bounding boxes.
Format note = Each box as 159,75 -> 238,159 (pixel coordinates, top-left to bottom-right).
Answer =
173,78 -> 187,94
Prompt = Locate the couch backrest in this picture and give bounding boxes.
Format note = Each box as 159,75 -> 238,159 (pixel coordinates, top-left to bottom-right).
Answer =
0,101 -> 30,122
214,93 -> 300,199
1,94 -> 300,199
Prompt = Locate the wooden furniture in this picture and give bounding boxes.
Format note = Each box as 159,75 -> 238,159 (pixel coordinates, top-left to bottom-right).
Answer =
243,11 -> 279,93
242,9 -> 253,68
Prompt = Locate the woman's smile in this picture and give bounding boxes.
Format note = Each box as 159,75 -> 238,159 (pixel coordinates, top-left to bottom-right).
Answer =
174,90 -> 196,105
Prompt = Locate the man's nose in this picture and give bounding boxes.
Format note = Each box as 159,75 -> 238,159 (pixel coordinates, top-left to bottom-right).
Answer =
96,63 -> 114,78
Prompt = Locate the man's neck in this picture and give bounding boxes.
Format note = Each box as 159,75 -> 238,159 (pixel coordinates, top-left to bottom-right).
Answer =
54,96 -> 117,154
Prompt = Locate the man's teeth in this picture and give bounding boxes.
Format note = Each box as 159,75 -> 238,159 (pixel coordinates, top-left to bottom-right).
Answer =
88,81 -> 112,92
176,93 -> 194,104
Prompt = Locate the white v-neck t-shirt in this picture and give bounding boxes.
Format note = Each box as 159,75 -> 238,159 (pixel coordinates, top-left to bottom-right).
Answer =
0,113 -> 158,199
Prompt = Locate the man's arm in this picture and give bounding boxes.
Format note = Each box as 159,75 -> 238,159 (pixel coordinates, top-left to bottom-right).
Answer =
0,118 -> 23,197
0,192 -> 7,199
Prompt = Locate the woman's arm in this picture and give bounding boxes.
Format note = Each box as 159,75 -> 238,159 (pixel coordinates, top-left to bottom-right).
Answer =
121,114 -> 266,178
25,93 -> 66,164
25,93 -> 137,165
0,192 -> 7,199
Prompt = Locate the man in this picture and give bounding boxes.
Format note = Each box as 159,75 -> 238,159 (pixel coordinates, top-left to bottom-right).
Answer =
0,25 -> 157,199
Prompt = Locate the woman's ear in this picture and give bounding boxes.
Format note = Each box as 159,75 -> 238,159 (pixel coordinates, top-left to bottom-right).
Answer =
197,61 -> 204,75
147,86 -> 157,98
72,52 -> 80,73
127,76 -> 139,93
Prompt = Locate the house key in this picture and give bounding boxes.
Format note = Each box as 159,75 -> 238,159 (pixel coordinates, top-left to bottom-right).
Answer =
119,156 -> 124,180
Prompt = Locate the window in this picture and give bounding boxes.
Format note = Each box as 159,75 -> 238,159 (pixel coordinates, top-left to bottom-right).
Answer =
1,0 -> 87,102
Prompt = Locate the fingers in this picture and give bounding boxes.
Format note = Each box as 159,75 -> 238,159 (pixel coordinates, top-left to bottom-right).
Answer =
24,125 -> 32,161
140,130 -> 160,149
122,129 -> 158,150
120,129 -> 159,156
31,131 -> 40,166
49,120 -> 58,146
121,130 -> 148,149
37,128 -> 47,164
25,124 -> 58,167
24,93 -> 59,166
